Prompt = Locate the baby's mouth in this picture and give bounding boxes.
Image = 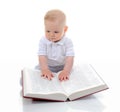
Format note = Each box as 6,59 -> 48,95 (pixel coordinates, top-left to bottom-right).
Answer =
50,38 -> 56,40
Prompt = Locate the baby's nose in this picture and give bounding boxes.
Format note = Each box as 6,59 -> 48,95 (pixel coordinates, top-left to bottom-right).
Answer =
50,32 -> 55,37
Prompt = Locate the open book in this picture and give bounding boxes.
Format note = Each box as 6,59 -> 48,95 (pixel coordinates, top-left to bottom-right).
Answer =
21,64 -> 108,101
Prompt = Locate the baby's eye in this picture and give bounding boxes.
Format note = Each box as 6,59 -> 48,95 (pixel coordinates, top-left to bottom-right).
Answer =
46,30 -> 50,33
54,31 -> 59,33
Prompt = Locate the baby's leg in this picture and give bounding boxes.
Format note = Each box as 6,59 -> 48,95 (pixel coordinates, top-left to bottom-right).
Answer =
34,65 -> 64,73
34,65 -> 40,70
48,65 -> 64,73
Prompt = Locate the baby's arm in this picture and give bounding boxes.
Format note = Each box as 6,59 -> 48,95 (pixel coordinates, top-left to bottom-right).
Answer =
39,56 -> 54,80
58,56 -> 74,81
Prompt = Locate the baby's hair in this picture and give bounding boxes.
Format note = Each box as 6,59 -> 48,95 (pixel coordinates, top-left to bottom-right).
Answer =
44,9 -> 66,25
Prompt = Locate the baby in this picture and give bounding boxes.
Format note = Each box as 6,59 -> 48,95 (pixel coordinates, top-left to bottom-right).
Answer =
37,9 -> 75,81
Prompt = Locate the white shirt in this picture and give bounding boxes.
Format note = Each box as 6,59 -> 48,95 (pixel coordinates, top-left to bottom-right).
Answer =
38,36 -> 75,66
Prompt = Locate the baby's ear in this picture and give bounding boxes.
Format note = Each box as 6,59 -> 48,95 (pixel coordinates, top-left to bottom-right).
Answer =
64,26 -> 68,32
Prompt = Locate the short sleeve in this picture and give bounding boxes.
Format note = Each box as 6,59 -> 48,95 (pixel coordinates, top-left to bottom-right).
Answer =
65,38 -> 75,56
37,38 -> 47,55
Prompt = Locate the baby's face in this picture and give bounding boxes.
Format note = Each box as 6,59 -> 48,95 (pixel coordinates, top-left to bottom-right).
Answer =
45,20 -> 67,42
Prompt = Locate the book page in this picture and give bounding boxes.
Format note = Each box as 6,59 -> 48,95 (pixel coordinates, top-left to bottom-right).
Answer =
23,68 -> 66,94
61,64 -> 106,96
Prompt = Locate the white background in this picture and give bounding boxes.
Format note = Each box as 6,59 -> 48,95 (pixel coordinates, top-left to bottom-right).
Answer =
0,0 -> 120,112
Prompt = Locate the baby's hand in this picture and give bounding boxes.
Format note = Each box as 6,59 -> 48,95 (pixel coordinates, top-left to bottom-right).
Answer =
58,70 -> 69,81
41,69 -> 54,80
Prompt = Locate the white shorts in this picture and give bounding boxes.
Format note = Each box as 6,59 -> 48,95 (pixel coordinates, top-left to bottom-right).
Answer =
35,65 -> 64,73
